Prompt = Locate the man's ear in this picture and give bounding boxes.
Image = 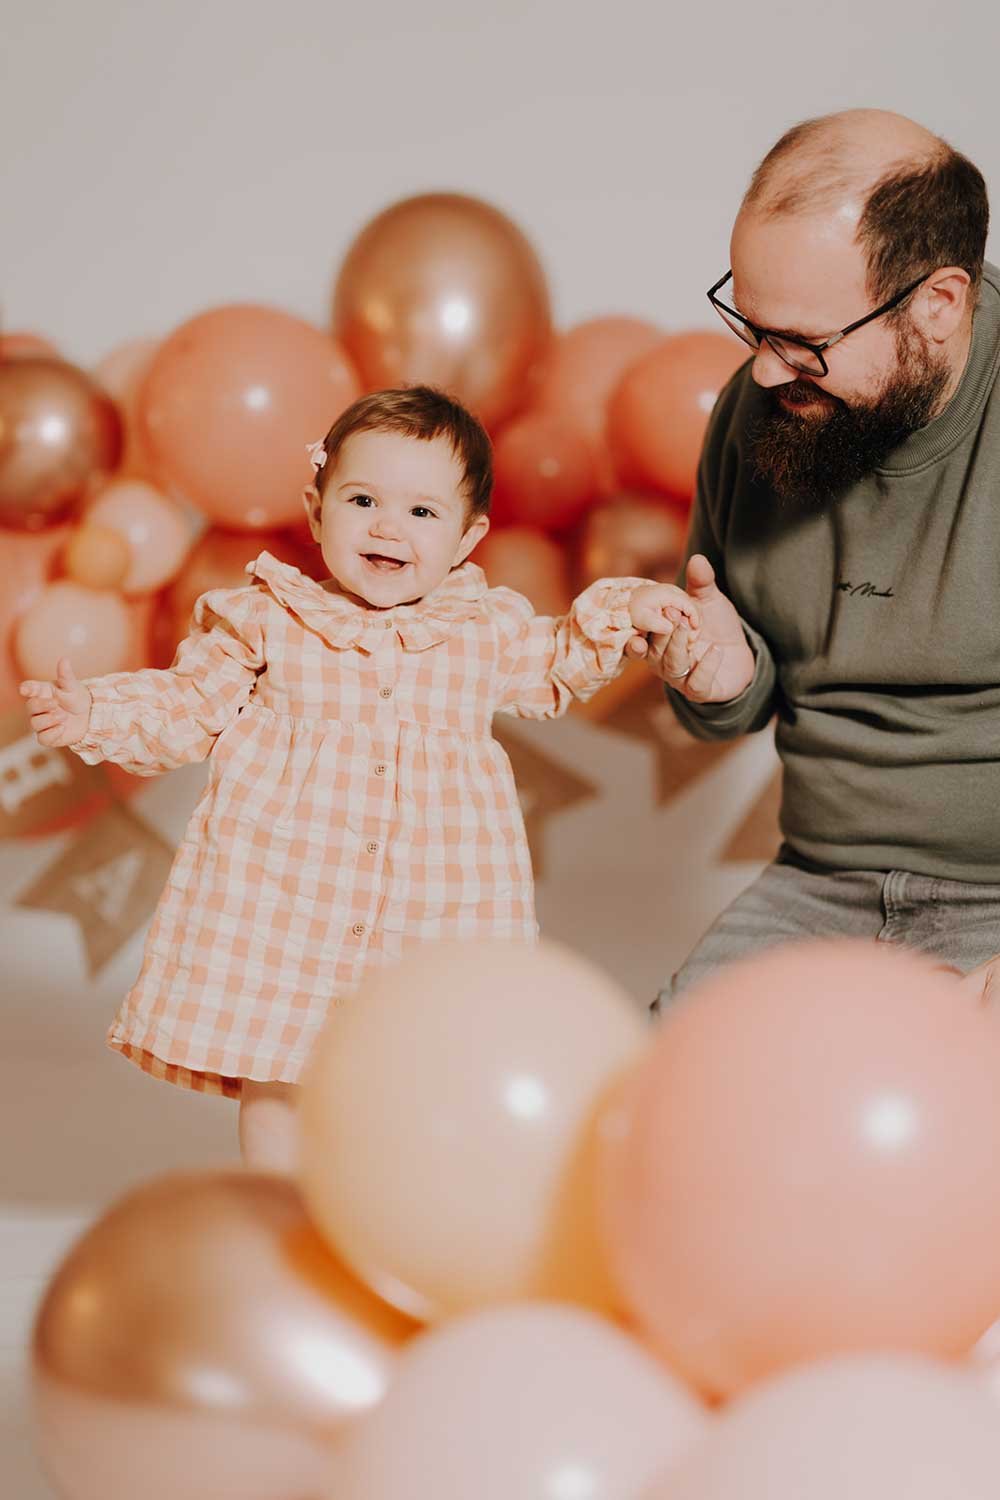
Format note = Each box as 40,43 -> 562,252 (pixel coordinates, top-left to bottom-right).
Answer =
454,512 -> 490,566
303,485 -> 322,541
914,266 -> 973,344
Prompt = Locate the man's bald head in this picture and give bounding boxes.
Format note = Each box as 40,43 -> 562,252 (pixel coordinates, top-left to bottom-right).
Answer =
740,109 -> 988,303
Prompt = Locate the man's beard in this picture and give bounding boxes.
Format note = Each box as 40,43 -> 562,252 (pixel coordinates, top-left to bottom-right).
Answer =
748,324 -> 950,504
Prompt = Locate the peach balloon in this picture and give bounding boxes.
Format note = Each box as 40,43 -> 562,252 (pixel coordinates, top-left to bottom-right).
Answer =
643,1355 -> 1000,1500
94,335 -> 159,475
300,939 -> 645,1321
84,478 -> 193,593
138,304 -> 360,529
599,940 -> 1000,1400
332,192 -> 551,429
533,316 -> 663,491
475,525 -> 572,616
1,331 -> 59,359
14,580 -> 131,680
0,526 -> 69,711
0,357 -> 122,530
608,332 -> 746,500
32,1172 -> 412,1500
62,524 -> 131,589
576,492 -> 688,588
331,1303 -> 707,1500
491,410 -> 597,532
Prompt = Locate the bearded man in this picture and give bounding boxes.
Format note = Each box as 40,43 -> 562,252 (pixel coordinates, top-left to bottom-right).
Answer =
640,109 -> 1000,1009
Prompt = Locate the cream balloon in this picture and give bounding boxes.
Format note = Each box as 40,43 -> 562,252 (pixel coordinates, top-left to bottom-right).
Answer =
85,478 -> 193,593
330,1303 -> 708,1500
14,580 -> 132,679
300,938 -> 646,1320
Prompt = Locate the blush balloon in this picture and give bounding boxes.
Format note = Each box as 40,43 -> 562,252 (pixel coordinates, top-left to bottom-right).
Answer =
491,410 -> 597,533
14,580 -> 132,680
474,525 -> 573,616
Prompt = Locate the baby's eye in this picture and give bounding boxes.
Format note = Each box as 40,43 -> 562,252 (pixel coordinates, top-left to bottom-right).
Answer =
348,493 -> 374,508
411,506 -> 437,519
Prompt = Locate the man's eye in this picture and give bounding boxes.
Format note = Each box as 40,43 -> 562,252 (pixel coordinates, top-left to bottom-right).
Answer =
349,493 -> 374,507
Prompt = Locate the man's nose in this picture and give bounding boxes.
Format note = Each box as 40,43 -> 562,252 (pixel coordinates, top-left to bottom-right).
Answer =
750,342 -> 797,389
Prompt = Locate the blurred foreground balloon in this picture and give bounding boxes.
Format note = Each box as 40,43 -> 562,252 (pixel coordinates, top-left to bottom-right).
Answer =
600,940 -> 1000,1399
0,358 -> 122,529
474,525 -> 572,616
300,939 -> 645,1320
138,304 -> 360,529
32,1172 -> 413,1500
642,1355 -> 1000,1500
14,581 -> 132,679
85,478 -> 193,593
608,332 -> 744,500
331,1303 -> 707,1500
533,315 -> 663,491
333,192 -> 551,429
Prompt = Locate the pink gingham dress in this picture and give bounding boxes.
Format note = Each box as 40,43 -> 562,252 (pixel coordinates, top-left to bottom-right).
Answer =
72,551 -> 646,1096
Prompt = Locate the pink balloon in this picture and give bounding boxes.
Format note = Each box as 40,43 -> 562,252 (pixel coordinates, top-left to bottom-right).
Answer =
85,479 -> 193,594
0,527 -> 70,712
94,336 -> 159,476
331,1303 -> 708,1500
608,332 -> 745,500
599,940 -> 1000,1400
137,305 -> 361,530
14,580 -> 132,680
533,316 -> 663,492
643,1355 -> 1000,1500
491,410 -> 597,533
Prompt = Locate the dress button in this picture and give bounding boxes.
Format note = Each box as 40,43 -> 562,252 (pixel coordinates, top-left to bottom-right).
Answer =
374,762 -> 387,777
379,686 -> 393,699
352,922 -> 366,937
366,840 -> 379,854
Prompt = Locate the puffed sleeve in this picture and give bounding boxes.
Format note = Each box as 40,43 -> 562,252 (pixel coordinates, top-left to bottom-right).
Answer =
69,585 -> 266,776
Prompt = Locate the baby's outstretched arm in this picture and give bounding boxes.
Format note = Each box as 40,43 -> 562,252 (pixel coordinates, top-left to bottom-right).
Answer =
20,658 -> 92,747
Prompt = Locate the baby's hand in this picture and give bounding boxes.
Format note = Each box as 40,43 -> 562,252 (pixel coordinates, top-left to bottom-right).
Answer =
19,657 -> 92,747
628,583 -> 700,638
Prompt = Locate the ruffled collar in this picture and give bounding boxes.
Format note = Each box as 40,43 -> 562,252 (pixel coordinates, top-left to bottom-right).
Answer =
245,551 -> 489,653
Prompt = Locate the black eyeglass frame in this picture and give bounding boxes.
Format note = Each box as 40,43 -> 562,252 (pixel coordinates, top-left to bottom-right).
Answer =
706,269 -> 930,377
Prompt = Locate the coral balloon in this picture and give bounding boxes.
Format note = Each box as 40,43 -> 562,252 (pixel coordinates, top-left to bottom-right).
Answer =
1,332 -> 59,360
475,525 -> 572,616
14,581 -> 131,680
62,525 -> 131,590
85,479 -> 193,593
533,316 -> 663,491
300,939 -> 645,1321
0,357 -> 122,530
491,410 -> 597,532
0,526 -> 70,712
333,192 -> 551,429
332,1303 -> 707,1500
608,332 -> 745,500
94,335 -> 159,475
600,940 -> 1000,1400
577,492 -> 687,587
32,1172 -> 412,1500
151,526 -> 323,665
138,304 -> 360,529
643,1355 -> 1000,1500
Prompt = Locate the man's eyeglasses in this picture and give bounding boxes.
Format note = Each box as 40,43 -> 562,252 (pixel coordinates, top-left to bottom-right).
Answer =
706,270 -> 929,377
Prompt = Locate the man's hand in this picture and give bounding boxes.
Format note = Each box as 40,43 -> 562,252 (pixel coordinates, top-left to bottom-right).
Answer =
20,657 -> 92,746
627,554 -> 756,703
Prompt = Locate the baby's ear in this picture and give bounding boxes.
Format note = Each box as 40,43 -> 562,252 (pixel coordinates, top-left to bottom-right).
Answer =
303,484 -> 322,538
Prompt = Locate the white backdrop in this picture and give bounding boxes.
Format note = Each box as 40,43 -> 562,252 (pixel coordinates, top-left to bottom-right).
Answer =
2,0 -> 999,1209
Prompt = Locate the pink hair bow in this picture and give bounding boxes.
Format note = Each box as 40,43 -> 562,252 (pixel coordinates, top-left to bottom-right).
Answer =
305,439 -> 327,472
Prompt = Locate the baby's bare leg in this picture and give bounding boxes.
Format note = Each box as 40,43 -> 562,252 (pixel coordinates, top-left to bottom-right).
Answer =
238,1080 -> 302,1173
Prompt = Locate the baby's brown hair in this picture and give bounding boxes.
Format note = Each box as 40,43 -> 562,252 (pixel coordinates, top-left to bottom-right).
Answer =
311,386 -> 493,519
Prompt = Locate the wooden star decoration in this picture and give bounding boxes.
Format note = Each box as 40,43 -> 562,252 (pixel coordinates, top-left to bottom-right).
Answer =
719,766 -> 783,864
493,718 -> 599,878
592,675 -> 736,806
16,800 -> 175,975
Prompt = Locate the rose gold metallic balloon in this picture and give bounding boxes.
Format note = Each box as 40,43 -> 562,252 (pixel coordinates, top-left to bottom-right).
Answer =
332,193 -> 552,429
577,493 -> 688,588
32,1171 -> 413,1500
0,358 -> 122,530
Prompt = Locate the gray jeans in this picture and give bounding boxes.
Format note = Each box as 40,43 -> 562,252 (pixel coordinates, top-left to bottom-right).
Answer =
653,846 -> 1000,1014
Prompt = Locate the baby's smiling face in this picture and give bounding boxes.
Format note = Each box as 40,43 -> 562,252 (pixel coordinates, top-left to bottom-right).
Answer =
305,429 -> 489,608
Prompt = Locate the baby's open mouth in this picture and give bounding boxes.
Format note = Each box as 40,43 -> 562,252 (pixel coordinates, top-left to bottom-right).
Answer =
362,553 -> 409,572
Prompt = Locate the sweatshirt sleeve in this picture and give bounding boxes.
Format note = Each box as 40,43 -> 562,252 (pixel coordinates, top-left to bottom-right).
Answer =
666,370 -> 778,741
68,586 -> 266,776
491,578 -> 651,720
